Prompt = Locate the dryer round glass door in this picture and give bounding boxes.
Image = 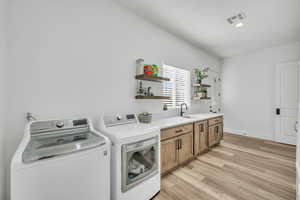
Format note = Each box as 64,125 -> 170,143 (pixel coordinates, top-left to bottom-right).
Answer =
121,136 -> 159,192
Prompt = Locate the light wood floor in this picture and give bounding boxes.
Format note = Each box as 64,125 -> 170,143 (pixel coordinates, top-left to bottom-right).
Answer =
154,133 -> 296,200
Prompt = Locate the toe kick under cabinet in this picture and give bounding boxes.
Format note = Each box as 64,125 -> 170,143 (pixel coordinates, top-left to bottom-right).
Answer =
160,117 -> 223,175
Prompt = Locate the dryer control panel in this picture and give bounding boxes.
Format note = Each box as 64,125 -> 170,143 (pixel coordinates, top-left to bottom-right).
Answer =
103,114 -> 138,127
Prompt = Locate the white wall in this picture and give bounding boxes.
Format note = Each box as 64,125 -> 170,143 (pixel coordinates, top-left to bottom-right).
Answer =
0,0 -> 7,199
3,0 -> 220,199
222,42 -> 300,140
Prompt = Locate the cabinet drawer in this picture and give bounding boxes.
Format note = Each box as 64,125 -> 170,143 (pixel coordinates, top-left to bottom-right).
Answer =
208,117 -> 223,126
161,124 -> 193,141
174,124 -> 193,136
161,128 -> 177,141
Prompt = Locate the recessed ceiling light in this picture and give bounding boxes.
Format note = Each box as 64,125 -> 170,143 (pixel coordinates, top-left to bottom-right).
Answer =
227,12 -> 246,28
235,22 -> 244,28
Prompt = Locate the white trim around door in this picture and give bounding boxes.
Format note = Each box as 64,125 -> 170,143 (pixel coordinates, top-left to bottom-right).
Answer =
275,61 -> 300,145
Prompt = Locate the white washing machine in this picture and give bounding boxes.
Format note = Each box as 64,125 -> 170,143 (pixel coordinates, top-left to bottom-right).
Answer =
98,114 -> 161,200
11,118 -> 110,200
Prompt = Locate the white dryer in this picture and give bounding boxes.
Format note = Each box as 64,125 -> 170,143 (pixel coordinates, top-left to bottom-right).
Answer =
11,118 -> 110,200
98,114 -> 161,200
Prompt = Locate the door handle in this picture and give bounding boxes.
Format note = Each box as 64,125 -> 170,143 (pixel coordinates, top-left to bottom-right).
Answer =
276,108 -> 280,115
295,121 -> 298,133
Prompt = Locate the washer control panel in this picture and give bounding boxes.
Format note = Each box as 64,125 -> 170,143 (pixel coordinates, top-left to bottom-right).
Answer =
103,114 -> 138,127
116,115 -> 123,121
30,119 -> 89,135
56,121 -> 64,128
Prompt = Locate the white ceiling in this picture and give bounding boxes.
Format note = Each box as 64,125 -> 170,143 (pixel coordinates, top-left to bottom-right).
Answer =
114,0 -> 300,59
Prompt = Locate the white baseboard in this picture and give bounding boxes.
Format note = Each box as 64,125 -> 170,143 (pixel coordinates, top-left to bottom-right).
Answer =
224,128 -> 273,141
224,128 -> 247,136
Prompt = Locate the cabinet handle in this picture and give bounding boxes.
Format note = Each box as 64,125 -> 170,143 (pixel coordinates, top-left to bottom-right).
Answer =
200,124 -> 204,132
180,139 -> 182,149
176,139 -> 181,150
176,139 -> 179,150
176,129 -> 183,133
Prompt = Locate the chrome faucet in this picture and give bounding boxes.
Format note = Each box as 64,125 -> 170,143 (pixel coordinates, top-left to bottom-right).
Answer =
180,103 -> 188,117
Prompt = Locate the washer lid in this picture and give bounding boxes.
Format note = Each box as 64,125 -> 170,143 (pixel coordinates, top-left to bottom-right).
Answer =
22,131 -> 105,163
22,118 -> 106,163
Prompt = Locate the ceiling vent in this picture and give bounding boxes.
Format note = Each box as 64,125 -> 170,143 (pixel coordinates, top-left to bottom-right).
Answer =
227,12 -> 246,27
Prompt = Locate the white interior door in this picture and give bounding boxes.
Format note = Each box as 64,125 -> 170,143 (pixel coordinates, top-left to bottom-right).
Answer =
275,61 -> 300,145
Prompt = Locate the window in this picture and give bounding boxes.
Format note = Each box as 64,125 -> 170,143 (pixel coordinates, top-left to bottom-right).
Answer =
163,64 -> 190,108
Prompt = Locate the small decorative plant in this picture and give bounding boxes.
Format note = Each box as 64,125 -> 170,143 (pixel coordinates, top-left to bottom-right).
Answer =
197,88 -> 207,98
194,67 -> 209,84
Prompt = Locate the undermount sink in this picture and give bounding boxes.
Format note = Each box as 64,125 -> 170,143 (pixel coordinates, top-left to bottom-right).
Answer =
181,115 -> 195,119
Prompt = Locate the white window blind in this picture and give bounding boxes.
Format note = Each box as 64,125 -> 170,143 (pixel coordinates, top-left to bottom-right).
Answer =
163,64 -> 190,108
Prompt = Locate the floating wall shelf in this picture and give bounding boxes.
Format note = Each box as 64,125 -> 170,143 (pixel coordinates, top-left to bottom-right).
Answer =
192,97 -> 211,100
135,96 -> 170,100
135,74 -> 170,82
192,83 -> 211,88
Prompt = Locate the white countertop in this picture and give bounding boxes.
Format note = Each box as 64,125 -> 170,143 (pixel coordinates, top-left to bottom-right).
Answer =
151,113 -> 223,129
99,113 -> 223,142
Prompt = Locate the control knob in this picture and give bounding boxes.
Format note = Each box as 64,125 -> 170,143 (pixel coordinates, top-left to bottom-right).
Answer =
116,116 -> 122,121
56,121 -> 64,128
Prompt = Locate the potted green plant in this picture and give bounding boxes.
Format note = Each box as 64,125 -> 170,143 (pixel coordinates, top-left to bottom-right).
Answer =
196,88 -> 207,98
195,67 -> 209,84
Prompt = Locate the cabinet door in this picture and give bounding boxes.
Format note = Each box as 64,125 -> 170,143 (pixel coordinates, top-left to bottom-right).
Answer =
216,124 -> 223,143
194,122 -> 201,155
178,132 -> 194,164
161,138 -> 178,174
199,125 -> 208,153
194,121 -> 208,155
208,125 -> 217,147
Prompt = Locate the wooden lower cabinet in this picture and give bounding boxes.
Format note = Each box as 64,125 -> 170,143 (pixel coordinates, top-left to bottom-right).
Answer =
208,119 -> 223,147
161,132 -> 194,174
160,118 -> 223,175
178,132 -> 194,164
194,121 -> 208,155
161,137 -> 178,174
